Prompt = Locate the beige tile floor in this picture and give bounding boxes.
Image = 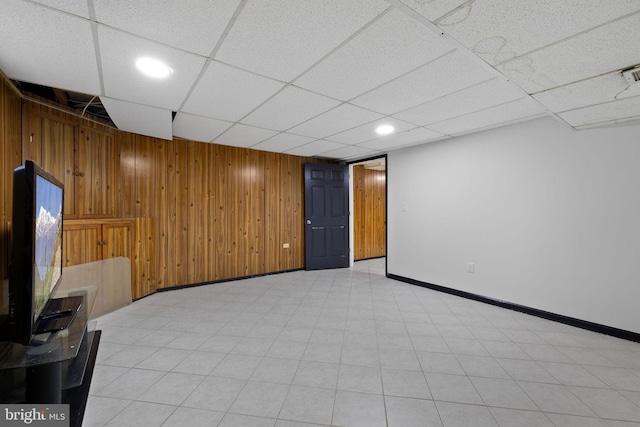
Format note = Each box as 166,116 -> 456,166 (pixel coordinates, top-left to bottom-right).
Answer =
83,258 -> 640,426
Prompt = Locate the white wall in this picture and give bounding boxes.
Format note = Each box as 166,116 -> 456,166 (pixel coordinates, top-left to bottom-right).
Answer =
388,117 -> 640,334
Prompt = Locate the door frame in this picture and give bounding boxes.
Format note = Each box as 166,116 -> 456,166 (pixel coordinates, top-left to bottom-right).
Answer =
347,154 -> 388,269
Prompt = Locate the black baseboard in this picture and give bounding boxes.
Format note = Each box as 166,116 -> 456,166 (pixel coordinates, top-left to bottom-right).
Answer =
145,268 -> 305,300
387,273 -> 640,343
354,256 -> 386,262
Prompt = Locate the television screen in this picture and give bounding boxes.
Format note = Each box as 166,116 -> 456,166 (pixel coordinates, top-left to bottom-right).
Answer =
3,160 -> 65,345
33,174 -> 63,324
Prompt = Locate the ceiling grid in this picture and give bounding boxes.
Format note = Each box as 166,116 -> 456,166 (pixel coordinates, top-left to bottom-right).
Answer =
0,0 -> 638,159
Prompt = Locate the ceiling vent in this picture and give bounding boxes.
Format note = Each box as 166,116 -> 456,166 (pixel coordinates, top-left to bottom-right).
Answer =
622,66 -> 640,84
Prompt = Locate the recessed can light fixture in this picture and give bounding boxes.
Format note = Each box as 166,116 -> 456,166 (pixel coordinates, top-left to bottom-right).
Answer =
375,124 -> 395,135
136,57 -> 172,78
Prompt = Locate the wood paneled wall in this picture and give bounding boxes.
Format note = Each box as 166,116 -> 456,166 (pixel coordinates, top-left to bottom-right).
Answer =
0,75 -> 23,312
353,164 -> 386,260
132,136 -> 318,298
1,77 -> 331,300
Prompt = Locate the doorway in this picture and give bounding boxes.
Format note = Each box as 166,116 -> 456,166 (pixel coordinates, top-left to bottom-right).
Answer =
349,157 -> 387,266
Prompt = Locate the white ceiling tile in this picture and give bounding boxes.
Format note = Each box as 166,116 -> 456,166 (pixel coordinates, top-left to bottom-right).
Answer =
321,145 -> 380,160
31,0 -> 89,18
427,98 -> 548,135
358,127 -> 446,150
101,97 -> 172,140
352,50 -> 495,115
98,26 -> 206,110
394,78 -> 525,125
285,140 -> 347,157
241,86 -> 340,131
215,0 -> 389,82
295,9 -> 454,101
172,113 -> 232,143
533,71 -> 640,113
575,116 -> 640,130
214,124 -> 278,148
497,13 -> 640,93
0,0 -> 100,94
558,96 -> 640,127
94,0 -> 242,56
182,61 -> 285,122
252,133 -> 316,153
396,0 -> 469,21
326,117 -> 416,145
436,0 -> 640,65
287,103 -> 384,138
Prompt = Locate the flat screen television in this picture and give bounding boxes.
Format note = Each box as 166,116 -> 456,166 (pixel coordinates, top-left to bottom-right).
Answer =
7,160 -> 64,345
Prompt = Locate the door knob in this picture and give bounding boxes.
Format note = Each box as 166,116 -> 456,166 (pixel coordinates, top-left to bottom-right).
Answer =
306,220 -> 311,225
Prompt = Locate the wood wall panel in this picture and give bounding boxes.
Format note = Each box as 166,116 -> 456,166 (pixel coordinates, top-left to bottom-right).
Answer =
0,76 -> 22,312
193,141 -> 209,283
173,139 -> 189,287
225,147 -> 241,279
134,218 -> 155,299
119,132 -> 136,218
154,138 -> 169,289
186,140 -> 198,284
291,156 -> 305,268
62,226 -> 100,267
264,152 -> 280,272
354,165 -> 366,261
280,155 -> 293,271
78,126 -> 118,218
134,135 -> 156,218
353,165 -> 386,260
213,144 -> 227,281
206,143 -> 217,281
22,105 -> 78,218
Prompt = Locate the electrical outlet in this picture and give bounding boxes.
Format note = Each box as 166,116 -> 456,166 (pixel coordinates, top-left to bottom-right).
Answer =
467,262 -> 475,273
283,243 -> 290,248
401,202 -> 407,212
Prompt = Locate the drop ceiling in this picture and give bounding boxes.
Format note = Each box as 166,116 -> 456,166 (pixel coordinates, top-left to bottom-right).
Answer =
1,0 -> 639,160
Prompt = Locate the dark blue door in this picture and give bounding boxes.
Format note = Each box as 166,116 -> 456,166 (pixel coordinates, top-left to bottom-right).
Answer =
304,163 -> 350,270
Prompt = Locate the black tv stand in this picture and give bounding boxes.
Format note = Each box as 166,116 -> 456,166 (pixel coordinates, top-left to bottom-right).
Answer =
34,295 -> 83,334
0,292 -> 100,426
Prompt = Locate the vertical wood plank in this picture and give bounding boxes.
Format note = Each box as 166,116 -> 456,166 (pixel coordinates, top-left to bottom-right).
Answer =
206,143 -> 217,281
290,156 -> 306,269
119,131 -> 136,218
155,138 -> 168,289
353,165 -> 365,260
0,77 -> 22,305
280,154 -> 293,270
214,144 -> 227,280
21,101 -> 41,165
226,146 -> 241,278
133,218 -> 155,298
165,139 -> 177,288
134,135 -> 156,218
251,150 -> 266,275
186,140 -> 198,284
174,139 -> 189,286
194,141 -> 208,283
264,152 -> 280,272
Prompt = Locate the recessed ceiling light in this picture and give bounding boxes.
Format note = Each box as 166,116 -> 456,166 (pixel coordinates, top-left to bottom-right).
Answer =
375,124 -> 395,135
136,57 -> 172,78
